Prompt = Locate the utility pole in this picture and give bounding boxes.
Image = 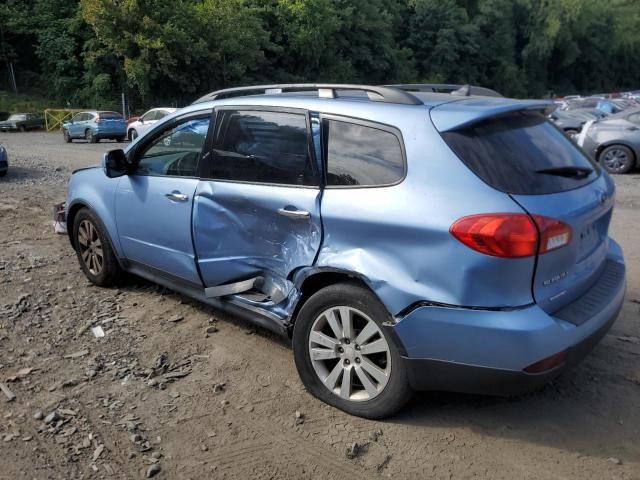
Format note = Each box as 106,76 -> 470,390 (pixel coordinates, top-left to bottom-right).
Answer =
0,22 -> 17,93
121,92 -> 126,119
9,61 -> 17,93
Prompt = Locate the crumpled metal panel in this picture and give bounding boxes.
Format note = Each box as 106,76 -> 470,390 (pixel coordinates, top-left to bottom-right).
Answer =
193,180 -> 322,302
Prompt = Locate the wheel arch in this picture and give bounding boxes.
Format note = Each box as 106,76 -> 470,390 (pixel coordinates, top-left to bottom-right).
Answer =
288,268 -> 389,332
66,200 -> 124,266
287,267 -> 409,356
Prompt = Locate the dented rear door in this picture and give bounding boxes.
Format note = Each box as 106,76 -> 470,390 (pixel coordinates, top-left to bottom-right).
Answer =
192,107 -> 322,302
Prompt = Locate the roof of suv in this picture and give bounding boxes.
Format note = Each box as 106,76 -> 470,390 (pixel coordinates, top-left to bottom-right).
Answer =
176,84 -> 555,133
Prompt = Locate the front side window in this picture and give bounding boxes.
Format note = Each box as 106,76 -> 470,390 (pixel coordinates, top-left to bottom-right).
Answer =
325,119 -> 405,187
210,110 -> 316,186
134,117 -> 210,177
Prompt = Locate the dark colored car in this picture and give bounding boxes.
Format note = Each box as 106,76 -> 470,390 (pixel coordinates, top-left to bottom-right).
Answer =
580,108 -> 640,173
0,144 -> 8,177
0,113 -> 45,132
549,110 -> 595,136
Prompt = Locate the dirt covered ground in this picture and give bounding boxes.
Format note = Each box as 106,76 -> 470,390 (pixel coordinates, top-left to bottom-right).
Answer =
0,131 -> 639,480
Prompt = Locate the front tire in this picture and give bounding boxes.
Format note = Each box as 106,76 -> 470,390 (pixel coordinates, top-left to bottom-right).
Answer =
128,129 -> 138,141
293,283 -> 412,419
73,208 -> 121,286
599,145 -> 635,174
63,129 -> 72,143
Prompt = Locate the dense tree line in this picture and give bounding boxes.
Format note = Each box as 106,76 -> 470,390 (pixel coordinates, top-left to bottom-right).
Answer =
1,0 -> 639,111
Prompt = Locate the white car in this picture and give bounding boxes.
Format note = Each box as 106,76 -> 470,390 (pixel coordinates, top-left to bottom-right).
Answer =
127,108 -> 177,140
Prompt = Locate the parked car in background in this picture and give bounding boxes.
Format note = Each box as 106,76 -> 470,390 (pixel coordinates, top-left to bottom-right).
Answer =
0,144 -> 7,177
549,109 -> 597,136
125,115 -> 140,132
62,111 -> 126,143
126,108 -> 177,141
580,107 -> 640,174
0,113 -> 44,132
62,83 -> 625,418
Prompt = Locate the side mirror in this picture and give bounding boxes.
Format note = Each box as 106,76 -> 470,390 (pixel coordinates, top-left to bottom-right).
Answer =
139,117 -> 144,124
102,149 -> 129,178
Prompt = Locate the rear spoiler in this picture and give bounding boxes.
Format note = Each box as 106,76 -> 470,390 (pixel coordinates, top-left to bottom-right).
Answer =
430,98 -> 557,132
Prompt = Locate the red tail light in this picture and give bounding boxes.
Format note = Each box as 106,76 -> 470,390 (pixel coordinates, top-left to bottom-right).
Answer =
450,213 -> 571,258
534,215 -> 572,253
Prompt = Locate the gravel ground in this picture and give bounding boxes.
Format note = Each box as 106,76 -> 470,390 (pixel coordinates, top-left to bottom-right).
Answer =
1,131 -> 639,480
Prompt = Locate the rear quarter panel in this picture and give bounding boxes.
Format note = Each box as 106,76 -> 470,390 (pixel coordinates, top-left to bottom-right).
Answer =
317,107 -> 536,316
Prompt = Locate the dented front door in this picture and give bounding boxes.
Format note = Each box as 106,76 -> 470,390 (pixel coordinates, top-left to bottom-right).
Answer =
192,107 -> 322,302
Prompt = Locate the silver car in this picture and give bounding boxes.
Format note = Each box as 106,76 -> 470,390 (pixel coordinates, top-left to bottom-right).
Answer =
582,108 -> 640,174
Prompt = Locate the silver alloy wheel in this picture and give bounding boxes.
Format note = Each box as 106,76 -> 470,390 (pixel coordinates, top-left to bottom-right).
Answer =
603,148 -> 629,171
309,306 -> 391,402
86,129 -> 93,141
77,219 -> 104,275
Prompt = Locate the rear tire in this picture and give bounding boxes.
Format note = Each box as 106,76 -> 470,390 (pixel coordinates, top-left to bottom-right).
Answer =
19,125 -> 26,132
73,208 -> 121,286
599,145 -> 635,174
0,170 -> 6,177
85,129 -> 98,144
116,136 -> 125,142
292,282 -> 412,419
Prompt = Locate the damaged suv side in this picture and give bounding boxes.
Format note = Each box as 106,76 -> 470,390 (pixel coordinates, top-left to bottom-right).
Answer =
64,84 -> 625,418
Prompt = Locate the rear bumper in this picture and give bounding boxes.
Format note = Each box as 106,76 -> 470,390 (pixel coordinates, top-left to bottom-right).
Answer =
393,240 -> 625,395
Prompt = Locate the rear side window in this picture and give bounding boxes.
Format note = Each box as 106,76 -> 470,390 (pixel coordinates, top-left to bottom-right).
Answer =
441,112 -> 599,195
325,119 -> 405,187
210,110 -> 316,186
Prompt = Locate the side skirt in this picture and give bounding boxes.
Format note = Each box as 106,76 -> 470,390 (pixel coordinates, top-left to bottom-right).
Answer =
124,261 -> 289,337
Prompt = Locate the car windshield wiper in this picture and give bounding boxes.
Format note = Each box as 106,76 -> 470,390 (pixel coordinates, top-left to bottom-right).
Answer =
535,166 -> 593,179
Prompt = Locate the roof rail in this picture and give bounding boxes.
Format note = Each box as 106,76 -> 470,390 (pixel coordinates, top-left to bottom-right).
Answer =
192,84 -> 423,106
387,84 -> 503,98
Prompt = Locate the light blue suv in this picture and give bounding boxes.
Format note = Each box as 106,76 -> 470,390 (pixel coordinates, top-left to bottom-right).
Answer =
62,84 -> 626,418
62,111 -> 126,143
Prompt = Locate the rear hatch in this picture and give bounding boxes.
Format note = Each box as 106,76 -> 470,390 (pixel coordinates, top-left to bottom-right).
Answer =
435,106 -> 614,313
98,112 -> 125,131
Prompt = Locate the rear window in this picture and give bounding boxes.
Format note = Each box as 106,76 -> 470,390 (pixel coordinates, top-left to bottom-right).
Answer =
99,112 -> 123,119
441,112 -> 599,195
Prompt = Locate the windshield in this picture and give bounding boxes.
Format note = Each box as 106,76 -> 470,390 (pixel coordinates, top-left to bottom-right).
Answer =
441,112 -> 600,195
8,114 -> 26,121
